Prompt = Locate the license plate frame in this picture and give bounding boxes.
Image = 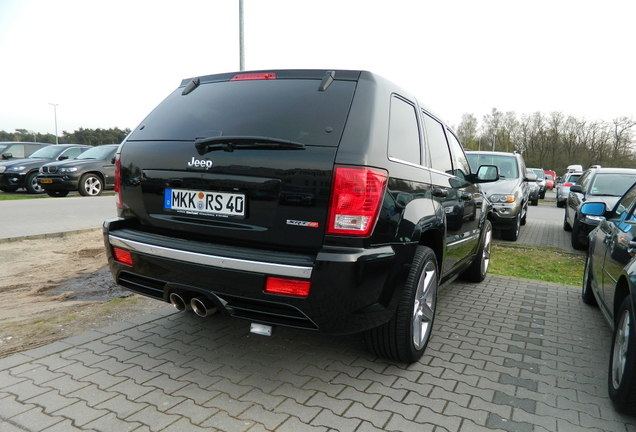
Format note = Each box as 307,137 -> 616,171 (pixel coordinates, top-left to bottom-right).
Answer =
164,188 -> 246,218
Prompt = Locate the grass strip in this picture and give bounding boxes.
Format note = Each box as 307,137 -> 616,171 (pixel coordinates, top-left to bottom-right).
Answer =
490,243 -> 585,286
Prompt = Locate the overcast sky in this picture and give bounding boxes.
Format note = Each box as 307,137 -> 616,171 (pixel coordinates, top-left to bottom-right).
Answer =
0,0 -> 634,136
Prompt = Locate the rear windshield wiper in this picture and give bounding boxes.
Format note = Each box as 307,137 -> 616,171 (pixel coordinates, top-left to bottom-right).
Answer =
195,136 -> 305,154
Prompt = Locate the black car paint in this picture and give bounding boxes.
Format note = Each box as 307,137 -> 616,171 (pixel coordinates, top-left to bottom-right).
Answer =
104,70 -> 494,350
583,182 -> 636,412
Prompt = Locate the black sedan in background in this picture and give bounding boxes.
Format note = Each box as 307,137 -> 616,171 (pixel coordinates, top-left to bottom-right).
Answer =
581,181 -> 636,414
37,144 -> 118,197
0,144 -> 89,193
565,167 -> 636,249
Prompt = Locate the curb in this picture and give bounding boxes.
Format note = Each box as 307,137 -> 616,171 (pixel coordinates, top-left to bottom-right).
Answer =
0,227 -> 101,244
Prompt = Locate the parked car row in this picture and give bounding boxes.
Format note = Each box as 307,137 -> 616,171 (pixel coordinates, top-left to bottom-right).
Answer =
466,151 -> 536,241
0,143 -> 117,197
564,167 -> 636,250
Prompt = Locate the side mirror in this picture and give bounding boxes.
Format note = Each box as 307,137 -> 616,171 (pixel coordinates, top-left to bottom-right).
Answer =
2,153 -> 12,159
58,155 -> 69,161
580,202 -> 607,217
570,185 -> 583,193
525,172 -> 537,182
476,164 -> 499,182
111,157 -> 116,164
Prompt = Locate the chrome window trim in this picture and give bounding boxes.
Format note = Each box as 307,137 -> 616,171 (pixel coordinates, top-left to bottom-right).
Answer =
109,235 -> 313,279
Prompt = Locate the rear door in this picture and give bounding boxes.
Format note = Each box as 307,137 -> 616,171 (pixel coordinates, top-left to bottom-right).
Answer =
599,186 -> 636,310
423,111 -> 480,276
119,71 -> 359,252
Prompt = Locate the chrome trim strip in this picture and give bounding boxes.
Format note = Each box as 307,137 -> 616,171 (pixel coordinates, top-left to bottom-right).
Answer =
109,235 -> 313,279
447,232 -> 480,248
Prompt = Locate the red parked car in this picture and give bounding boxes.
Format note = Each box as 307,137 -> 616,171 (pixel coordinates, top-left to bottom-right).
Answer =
544,170 -> 556,189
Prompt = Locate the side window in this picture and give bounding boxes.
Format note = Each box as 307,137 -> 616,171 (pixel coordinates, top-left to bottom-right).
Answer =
422,112 -> 452,173
387,96 -> 421,165
60,147 -> 85,160
445,131 -> 471,179
578,171 -> 592,191
613,186 -> 636,221
8,145 -> 26,158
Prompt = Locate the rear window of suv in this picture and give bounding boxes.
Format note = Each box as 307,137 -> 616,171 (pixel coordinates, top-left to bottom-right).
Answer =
128,79 -> 357,146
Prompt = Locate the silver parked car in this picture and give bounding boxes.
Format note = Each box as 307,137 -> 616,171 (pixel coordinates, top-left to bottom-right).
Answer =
556,171 -> 582,208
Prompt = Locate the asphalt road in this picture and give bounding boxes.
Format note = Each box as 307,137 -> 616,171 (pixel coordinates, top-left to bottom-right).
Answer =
0,195 -> 117,240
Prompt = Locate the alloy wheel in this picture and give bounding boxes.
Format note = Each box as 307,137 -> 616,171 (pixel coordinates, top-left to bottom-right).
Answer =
412,260 -> 437,350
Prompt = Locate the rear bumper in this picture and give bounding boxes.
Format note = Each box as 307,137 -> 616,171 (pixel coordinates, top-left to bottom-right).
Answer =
103,218 -> 411,334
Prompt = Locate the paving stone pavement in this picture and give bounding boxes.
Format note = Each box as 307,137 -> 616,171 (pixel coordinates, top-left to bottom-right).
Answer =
2,196 -> 635,431
2,279 -> 635,431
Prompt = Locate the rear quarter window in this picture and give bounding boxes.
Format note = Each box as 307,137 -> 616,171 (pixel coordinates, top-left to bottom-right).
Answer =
128,79 -> 356,146
387,96 -> 421,165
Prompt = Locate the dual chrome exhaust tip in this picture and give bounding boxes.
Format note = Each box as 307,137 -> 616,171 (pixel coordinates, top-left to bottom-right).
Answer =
169,291 -> 272,336
169,292 -> 217,317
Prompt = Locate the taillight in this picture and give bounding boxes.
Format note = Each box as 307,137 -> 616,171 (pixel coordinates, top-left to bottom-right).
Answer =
112,247 -> 132,266
563,182 -> 573,187
265,277 -> 310,297
114,153 -> 122,209
326,166 -> 388,237
230,72 -> 277,81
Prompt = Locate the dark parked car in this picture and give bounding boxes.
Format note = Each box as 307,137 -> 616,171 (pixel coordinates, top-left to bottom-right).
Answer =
0,142 -> 49,160
564,167 -> 636,249
0,144 -> 89,193
103,69 -> 499,363
38,144 -> 118,197
525,169 -> 540,206
466,151 -> 531,241
581,181 -> 636,413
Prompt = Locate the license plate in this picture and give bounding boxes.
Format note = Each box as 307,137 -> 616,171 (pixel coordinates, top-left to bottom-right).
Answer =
164,189 -> 245,217
40,179 -> 53,184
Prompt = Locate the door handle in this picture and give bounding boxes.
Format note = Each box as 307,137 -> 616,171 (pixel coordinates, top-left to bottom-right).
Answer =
432,187 -> 448,198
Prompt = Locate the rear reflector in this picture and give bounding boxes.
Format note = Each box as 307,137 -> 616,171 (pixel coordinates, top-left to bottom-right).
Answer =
326,165 -> 388,236
112,247 -> 133,266
265,277 -> 310,297
230,72 -> 277,81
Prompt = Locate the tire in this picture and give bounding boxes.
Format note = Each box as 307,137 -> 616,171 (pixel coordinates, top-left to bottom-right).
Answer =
25,172 -> 44,194
556,200 -> 564,208
502,213 -> 521,241
461,220 -> 492,282
521,205 -> 527,226
79,174 -> 103,196
571,218 -> 587,250
563,210 -> 572,232
581,254 -> 597,306
364,246 -> 438,363
0,186 -> 18,193
608,296 -> 636,414
531,199 -> 538,206
46,190 -> 70,198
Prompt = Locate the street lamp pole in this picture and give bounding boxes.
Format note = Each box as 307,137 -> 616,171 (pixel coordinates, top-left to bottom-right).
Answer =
239,0 -> 245,71
48,103 -> 59,145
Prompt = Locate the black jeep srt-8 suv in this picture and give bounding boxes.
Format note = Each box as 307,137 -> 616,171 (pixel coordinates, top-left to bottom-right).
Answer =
104,70 -> 498,363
